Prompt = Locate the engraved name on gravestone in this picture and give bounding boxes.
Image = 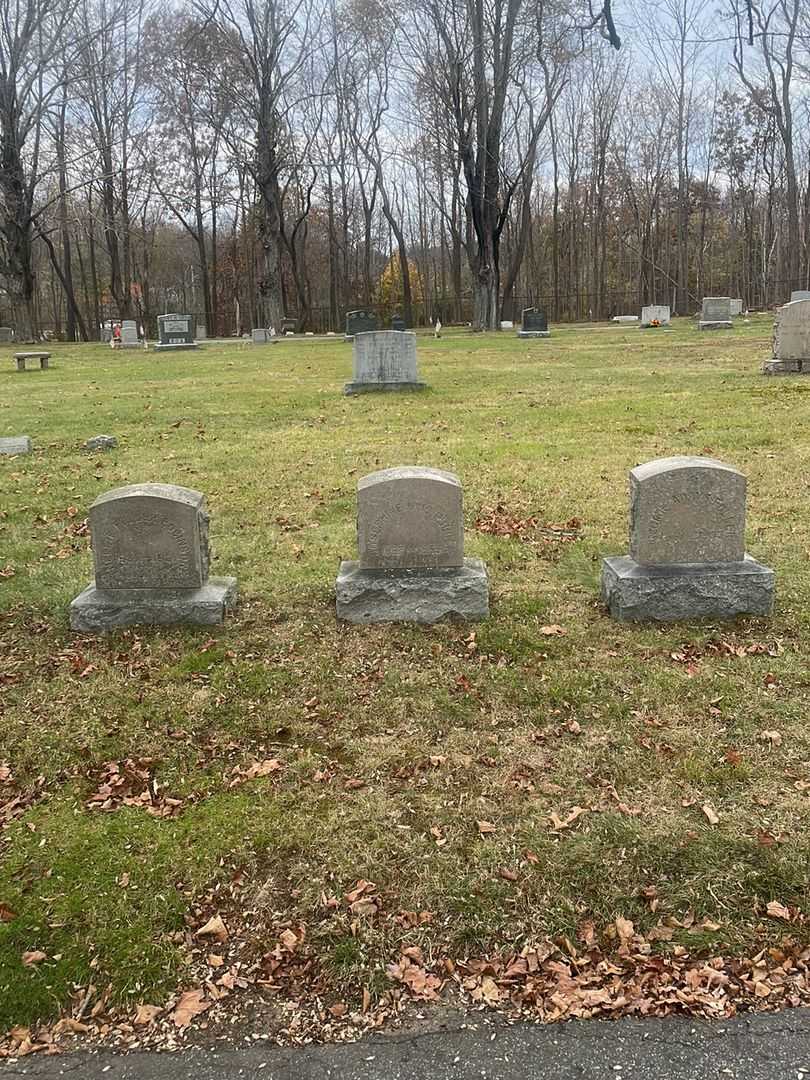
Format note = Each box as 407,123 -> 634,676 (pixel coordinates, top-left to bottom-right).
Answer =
358,467 -> 464,570
629,457 -> 745,566
90,484 -> 209,590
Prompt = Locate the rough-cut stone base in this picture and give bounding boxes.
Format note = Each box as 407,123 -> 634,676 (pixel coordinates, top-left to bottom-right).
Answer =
601,555 -> 773,623
336,558 -> 488,624
70,577 -> 238,631
343,381 -> 427,396
763,358 -> 810,375
517,331 -> 551,338
698,321 -> 733,331
153,342 -> 200,352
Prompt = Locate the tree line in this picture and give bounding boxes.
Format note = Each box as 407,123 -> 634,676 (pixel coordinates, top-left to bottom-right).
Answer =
0,0 -> 808,340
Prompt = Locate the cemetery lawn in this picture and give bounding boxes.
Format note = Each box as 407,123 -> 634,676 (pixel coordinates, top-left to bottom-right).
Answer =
2,319 -> 810,1044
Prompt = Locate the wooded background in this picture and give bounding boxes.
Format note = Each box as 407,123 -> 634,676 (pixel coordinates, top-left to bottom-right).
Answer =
1,0 -> 808,338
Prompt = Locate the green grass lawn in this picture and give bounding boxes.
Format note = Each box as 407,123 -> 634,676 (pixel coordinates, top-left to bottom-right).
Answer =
1,318 -> 809,1038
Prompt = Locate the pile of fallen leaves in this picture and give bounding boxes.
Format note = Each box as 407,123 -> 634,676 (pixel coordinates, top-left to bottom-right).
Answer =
3,878 -> 809,1061
475,504 -> 582,557
85,759 -> 184,817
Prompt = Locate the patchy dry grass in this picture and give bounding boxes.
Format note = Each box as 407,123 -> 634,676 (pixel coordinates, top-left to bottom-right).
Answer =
1,318 -> 809,1039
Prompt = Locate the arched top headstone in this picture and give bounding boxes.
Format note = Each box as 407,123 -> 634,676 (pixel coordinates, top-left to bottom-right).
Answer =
89,483 -> 210,590
629,456 -> 746,566
357,466 -> 464,569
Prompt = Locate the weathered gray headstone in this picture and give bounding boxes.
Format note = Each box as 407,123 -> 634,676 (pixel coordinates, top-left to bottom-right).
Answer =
0,436 -> 32,455
345,310 -> 377,340
120,320 -> 139,348
640,305 -> 670,327
70,483 -> 237,631
155,314 -> 198,351
729,299 -> 744,316
251,328 -> 276,344
336,467 -> 488,624
84,435 -> 118,452
196,325 -> 207,341
601,456 -> 774,622
790,290 -> 810,302
612,315 -> 639,323
763,299 -> 810,374
517,308 -> 550,338
344,331 -> 427,395
699,297 -> 733,330
0,327 -> 14,342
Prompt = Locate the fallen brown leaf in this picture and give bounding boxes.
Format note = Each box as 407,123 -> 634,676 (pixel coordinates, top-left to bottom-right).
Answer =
196,914 -> 229,943
171,989 -> 210,1028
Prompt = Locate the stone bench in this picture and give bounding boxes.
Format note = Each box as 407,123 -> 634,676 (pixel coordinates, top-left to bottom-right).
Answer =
15,351 -> 51,371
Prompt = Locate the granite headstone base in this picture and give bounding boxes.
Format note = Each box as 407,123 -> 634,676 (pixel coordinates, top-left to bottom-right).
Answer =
70,577 -> 238,631
517,330 -> 551,339
762,358 -> 810,375
600,555 -> 774,622
153,342 -> 200,352
343,380 -> 427,396
336,558 -> 488,623
698,320 -> 733,331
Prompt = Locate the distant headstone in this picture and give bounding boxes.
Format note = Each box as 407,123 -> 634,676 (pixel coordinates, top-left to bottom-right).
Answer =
601,457 -> 774,622
790,290 -> 810,302
641,305 -> 670,327
120,320 -> 139,348
0,327 -> 14,342
518,308 -> 550,338
84,435 -> 118,452
155,314 -> 198,351
729,299 -> 744,316
345,310 -> 377,340
251,328 -> 274,344
0,436 -> 32,455
335,467 -> 488,623
699,297 -> 733,330
391,315 -> 406,332
70,483 -> 237,631
344,331 -> 427,395
196,325 -> 207,341
763,298 -> 810,375
612,315 -> 639,323
500,320 -> 514,330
